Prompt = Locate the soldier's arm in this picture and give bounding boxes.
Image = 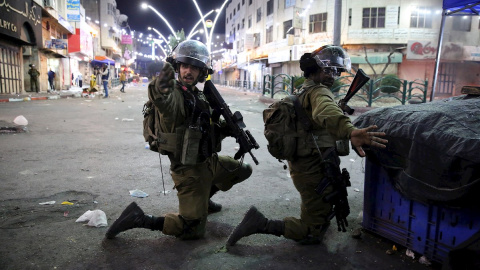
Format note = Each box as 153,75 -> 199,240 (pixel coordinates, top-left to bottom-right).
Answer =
310,89 -> 355,140
149,62 -> 183,116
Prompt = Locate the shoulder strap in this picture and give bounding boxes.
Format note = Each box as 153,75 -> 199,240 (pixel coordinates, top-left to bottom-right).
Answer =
291,93 -> 312,132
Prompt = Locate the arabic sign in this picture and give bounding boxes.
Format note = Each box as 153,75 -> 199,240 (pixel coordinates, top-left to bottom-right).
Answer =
66,0 -> 80,22
0,0 -> 42,46
406,40 -> 437,60
121,35 -> 132,44
45,39 -> 68,49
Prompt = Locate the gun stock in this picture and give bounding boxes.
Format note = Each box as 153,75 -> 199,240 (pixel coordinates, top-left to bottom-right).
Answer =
339,69 -> 370,115
203,80 -> 260,165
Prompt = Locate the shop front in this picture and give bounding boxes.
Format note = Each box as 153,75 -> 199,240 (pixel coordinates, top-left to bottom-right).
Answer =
0,0 -> 43,94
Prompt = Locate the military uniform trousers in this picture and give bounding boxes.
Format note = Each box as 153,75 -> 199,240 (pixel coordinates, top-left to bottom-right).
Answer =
163,154 -> 251,240
31,78 -> 39,92
284,155 -> 335,241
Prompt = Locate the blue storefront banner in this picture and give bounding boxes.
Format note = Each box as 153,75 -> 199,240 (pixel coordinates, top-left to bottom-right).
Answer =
66,0 -> 80,22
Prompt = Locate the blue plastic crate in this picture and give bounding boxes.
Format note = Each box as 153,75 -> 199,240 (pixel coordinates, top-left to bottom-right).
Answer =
362,159 -> 480,263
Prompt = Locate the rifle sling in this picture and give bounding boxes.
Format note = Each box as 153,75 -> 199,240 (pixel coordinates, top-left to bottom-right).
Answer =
291,95 -> 312,132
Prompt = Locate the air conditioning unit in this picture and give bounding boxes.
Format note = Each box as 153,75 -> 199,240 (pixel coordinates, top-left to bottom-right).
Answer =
44,0 -> 56,8
23,46 -> 32,56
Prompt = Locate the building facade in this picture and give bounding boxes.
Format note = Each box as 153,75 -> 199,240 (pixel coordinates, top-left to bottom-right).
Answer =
0,0 -> 43,94
222,0 -> 480,98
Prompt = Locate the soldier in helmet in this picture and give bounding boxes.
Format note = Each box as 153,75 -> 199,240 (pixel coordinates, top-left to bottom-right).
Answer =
105,40 -> 253,240
227,45 -> 388,246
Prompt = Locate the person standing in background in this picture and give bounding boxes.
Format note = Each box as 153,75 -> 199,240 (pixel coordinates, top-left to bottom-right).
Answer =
78,73 -> 83,88
119,70 -> 126,93
101,64 -> 110,98
47,68 -> 55,92
28,64 -> 40,93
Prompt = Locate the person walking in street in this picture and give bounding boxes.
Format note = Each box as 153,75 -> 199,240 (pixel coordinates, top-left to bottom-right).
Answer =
105,40 -> 253,241
119,70 -> 126,93
227,45 -> 388,246
28,64 -> 40,93
47,68 -> 55,92
101,64 -> 110,98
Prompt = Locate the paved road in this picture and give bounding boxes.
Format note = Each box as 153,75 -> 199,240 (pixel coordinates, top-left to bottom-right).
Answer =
0,83 -> 435,269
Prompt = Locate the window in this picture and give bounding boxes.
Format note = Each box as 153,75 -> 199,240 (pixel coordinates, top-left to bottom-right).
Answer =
248,15 -> 252,28
242,18 -> 245,29
249,0 -> 252,5
242,0 -> 245,5
234,9 -> 236,16
285,0 -> 296,8
257,8 -> 262,22
410,6 -> 433,28
453,16 -> 472,31
266,25 -> 273,43
237,23 -> 240,30
230,13 -> 232,20
362,7 -> 385,28
238,3 -> 240,10
283,20 -> 293,38
227,18 -> 229,24
267,0 -> 274,16
309,12 -> 327,33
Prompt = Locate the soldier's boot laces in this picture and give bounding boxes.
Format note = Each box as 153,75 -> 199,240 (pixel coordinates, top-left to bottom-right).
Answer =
227,206 -> 284,246
105,202 -> 163,239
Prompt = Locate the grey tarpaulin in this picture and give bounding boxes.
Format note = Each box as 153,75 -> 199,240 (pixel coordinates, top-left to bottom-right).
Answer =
353,95 -> 480,207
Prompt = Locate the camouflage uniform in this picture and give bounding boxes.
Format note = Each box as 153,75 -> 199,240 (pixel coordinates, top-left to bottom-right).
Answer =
148,78 -> 252,239
284,78 -> 355,241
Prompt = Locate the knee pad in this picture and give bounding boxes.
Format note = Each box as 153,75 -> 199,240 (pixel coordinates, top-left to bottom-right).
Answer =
238,163 -> 253,182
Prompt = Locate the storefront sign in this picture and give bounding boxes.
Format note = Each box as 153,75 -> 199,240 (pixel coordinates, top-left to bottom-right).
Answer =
268,49 -> 290,64
406,40 -> 437,60
0,0 -> 42,46
121,35 -> 132,44
463,46 -> 480,61
66,0 -> 80,22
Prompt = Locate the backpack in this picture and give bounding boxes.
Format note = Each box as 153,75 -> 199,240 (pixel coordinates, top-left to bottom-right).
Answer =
263,94 -> 312,161
142,100 -> 161,152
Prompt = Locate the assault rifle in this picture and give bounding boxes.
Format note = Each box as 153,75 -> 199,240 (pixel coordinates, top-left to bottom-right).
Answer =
316,161 -> 352,232
338,69 -> 370,115
203,80 -> 260,165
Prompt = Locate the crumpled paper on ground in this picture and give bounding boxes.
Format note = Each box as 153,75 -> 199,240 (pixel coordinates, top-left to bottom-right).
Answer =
75,210 -> 108,227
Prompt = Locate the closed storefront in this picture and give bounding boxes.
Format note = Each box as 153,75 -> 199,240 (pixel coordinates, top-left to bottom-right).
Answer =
0,0 -> 42,94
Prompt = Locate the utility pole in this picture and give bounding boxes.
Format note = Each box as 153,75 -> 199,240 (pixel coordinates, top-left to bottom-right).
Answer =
333,0 -> 342,46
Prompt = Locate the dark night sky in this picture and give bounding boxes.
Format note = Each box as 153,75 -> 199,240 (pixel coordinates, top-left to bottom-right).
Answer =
115,0 -> 227,39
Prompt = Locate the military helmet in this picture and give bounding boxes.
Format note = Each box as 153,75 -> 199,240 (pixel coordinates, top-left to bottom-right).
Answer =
167,40 -> 212,82
311,45 -> 351,73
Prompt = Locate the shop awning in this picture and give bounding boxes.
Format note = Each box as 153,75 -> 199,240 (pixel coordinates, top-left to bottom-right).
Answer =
349,52 -> 403,64
91,56 -> 115,66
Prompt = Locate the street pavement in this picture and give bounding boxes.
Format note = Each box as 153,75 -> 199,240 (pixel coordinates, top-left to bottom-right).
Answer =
0,82 -> 437,269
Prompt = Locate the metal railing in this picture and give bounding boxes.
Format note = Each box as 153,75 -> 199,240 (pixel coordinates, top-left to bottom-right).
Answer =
261,74 -> 428,106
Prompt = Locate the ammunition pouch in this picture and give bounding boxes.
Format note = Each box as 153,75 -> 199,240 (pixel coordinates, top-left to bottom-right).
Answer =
335,139 -> 350,156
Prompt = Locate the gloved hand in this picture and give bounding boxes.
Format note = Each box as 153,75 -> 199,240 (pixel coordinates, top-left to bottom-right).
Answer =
155,62 -> 175,94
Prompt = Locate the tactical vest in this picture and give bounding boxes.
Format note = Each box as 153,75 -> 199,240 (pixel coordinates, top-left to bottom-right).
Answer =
295,87 -> 337,157
155,87 -> 220,165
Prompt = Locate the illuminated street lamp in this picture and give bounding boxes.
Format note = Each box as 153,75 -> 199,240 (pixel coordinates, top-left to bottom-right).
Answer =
141,3 -> 178,40
186,10 -> 214,40
148,26 -> 171,50
192,0 -> 229,53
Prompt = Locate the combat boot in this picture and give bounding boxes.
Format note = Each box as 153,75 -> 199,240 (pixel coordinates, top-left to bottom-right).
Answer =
227,206 -> 284,246
208,185 -> 222,214
105,202 -> 164,239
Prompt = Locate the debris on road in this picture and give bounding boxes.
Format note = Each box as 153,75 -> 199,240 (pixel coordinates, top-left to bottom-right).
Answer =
76,210 -> 108,227
39,201 -> 56,205
129,189 -> 148,198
